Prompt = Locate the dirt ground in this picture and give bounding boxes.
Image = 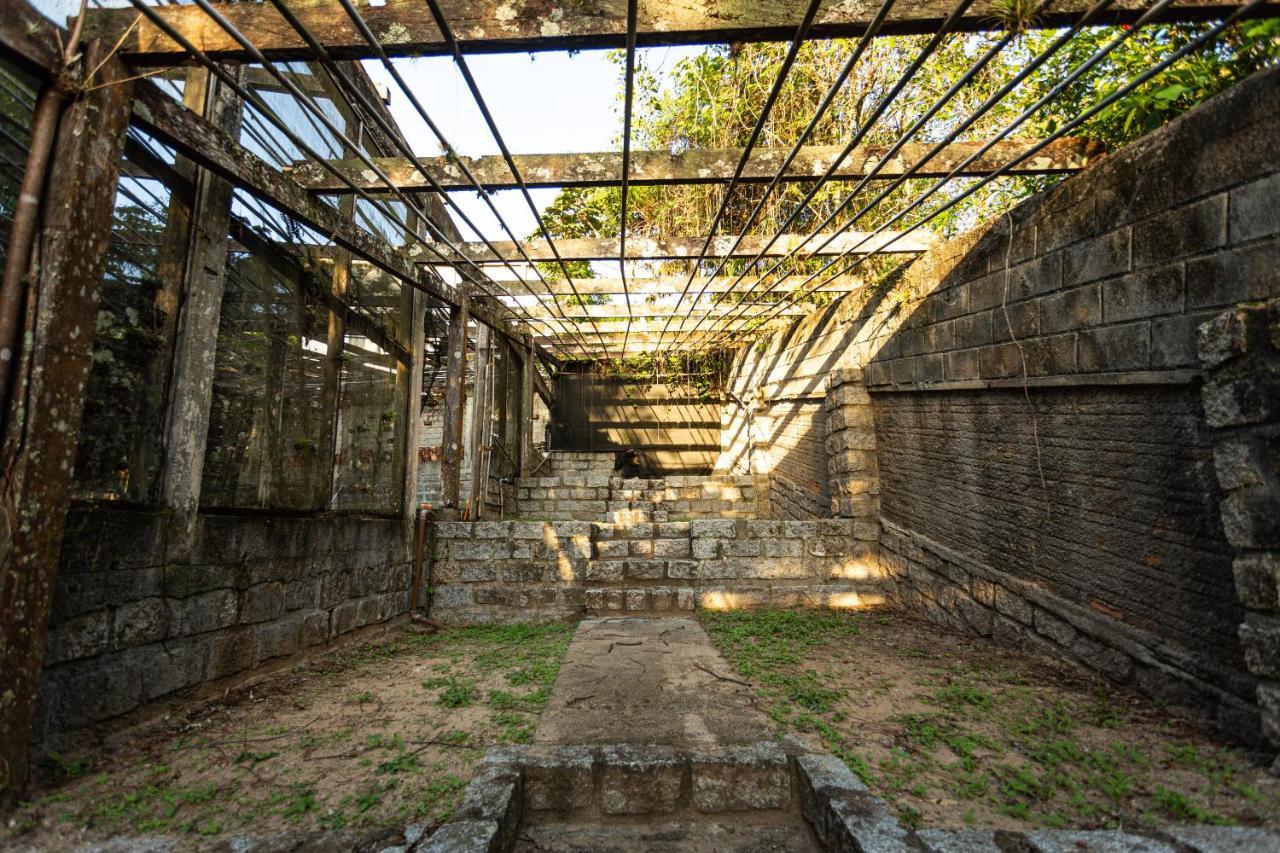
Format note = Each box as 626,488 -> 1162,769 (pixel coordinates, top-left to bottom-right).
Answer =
3,622 -> 575,849
700,607 -> 1280,833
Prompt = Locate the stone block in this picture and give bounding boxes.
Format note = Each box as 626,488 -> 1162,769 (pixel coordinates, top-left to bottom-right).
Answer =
1062,228 -> 1130,286
44,610 -> 110,665
691,742 -> 790,812
676,588 -> 696,610
585,561 -> 623,582
725,540 -> 762,558
1071,634 -> 1134,683
624,560 -> 665,580
1229,171 -> 1280,245
994,299 -> 1040,341
796,752 -> 869,843
1202,373 -> 1280,428
419,820 -> 501,853
451,541 -> 494,561
459,562 -> 498,583
208,626 -> 256,680
500,562 -> 546,583
1239,613 -> 1280,679
628,539 -> 654,557
666,560 -> 702,579
691,519 -> 736,539
1187,239 -> 1280,310
180,589 -> 239,635
625,589 -> 648,611
1133,193 -> 1226,268
596,540 -> 629,560
603,589 -> 626,611
1221,487 -> 1280,549
472,521 -> 509,539
115,598 -> 171,648
653,521 -> 690,537
454,764 -> 521,853
1078,322 -> 1150,372
1103,264 -> 1184,324
915,828 -> 1002,852
692,539 -> 720,559
1023,830 -> 1175,852
653,539 -> 691,559
765,539 -> 803,558
600,745 -> 684,815
1234,554 -> 1280,611
254,614 -> 301,663
1151,311 -> 1215,369
521,747 -> 593,812
1164,825 -> 1280,853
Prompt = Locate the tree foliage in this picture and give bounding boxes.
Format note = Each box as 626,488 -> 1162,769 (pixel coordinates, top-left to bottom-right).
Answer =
540,19 -> 1278,284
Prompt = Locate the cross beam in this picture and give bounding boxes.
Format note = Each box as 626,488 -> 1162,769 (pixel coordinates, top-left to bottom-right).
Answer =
451,274 -> 870,296
511,303 -> 809,321
84,0 -> 1275,65
420,231 -> 934,264
286,138 -> 1103,192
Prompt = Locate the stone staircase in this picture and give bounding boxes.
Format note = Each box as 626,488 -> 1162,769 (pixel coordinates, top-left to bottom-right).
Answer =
517,450 -> 762,522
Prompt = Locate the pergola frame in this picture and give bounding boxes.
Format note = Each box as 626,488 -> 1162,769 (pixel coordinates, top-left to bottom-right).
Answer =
0,0 -> 1276,803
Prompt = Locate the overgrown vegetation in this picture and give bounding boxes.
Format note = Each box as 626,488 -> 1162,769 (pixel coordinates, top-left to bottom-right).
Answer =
5,623 -> 573,845
701,608 -> 1280,831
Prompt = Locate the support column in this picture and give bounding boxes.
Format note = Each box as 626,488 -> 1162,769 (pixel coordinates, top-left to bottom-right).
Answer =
439,288 -> 469,519
0,43 -> 133,803
468,324 -> 492,518
519,335 -> 536,478
158,66 -> 243,544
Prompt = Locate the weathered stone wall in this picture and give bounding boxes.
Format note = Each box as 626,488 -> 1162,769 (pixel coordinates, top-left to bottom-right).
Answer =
858,65 -> 1280,736
38,506 -> 413,739
1197,299 -> 1280,757
428,518 -> 883,624
718,66 -> 1279,734
516,469 -> 763,521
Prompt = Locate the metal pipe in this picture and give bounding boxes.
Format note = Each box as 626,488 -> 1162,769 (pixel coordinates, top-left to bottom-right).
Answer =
0,82 -> 62,429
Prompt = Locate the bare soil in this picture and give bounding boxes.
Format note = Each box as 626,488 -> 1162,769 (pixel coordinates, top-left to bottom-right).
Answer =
4,622 -> 574,849
700,607 -> 1280,834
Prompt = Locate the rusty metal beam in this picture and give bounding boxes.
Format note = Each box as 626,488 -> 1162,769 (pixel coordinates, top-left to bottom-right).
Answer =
288,138 -> 1104,192
454,273 -> 870,296
84,0 -> 1277,65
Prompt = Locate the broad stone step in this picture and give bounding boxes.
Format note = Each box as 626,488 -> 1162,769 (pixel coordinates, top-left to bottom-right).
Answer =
514,818 -> 822,852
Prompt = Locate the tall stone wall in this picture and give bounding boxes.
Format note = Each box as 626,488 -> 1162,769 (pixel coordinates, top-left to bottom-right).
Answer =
38,506 -> 413,739
722,65 -> 1279,737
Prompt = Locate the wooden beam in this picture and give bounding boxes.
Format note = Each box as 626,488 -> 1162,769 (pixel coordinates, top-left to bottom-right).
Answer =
0,41 -> 132,805
470,274 -> 869,296
84,0 -> 1276,65
519,335 -> 536,477
439,289 -> 469,518
127,79 -> 524,340
533,319 -> 789,337
0,0 -> 61,76
512,302 -> 809,320
428,231 -> 934,264
288,138 -> 1103,192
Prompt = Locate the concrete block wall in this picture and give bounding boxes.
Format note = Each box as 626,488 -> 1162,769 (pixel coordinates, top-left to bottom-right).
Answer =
427,518 -> 884,625
38,506 -> 413,738
1197,299 -> 1280,756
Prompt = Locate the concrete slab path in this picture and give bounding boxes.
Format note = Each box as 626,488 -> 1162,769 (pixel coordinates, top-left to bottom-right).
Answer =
535,616 -> 773,750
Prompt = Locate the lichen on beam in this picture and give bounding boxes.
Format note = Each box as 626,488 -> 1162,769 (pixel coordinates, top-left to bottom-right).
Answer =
83,0 -> 1278,65
287,139 -> 1105,193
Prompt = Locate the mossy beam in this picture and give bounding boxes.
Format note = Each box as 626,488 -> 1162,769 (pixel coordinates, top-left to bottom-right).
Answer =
287,139 -> 1104,192
84,0 -> 1278,65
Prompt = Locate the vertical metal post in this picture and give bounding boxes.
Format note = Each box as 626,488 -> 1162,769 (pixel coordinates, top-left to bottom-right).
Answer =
439,287 -> 469,518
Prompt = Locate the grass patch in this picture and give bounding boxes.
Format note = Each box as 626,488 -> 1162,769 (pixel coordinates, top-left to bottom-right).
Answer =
7,621 -> 575,846
699,608 -> 1279,832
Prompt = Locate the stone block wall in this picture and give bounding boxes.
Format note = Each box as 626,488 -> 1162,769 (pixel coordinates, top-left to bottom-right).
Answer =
855,65 -> 1280,736
515,474 -> 763,521
823,368 -> 880,523
427,518 -> 884,624
38,506 -> 413,738
1197,299 -> 1280,755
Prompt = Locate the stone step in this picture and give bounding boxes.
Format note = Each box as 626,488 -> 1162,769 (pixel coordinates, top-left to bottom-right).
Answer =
514,818 -> 822,852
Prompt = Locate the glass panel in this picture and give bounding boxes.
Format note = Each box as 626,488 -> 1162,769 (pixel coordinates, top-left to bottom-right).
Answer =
332,264 -> 406,512
200,216 -> 330,510
71,128 -> 180,501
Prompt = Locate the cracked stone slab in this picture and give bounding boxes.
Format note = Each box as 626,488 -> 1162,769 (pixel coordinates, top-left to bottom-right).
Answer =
534,616 -> 772,749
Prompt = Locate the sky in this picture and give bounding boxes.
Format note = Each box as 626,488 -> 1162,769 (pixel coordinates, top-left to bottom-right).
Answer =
363,46 -> 703,244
